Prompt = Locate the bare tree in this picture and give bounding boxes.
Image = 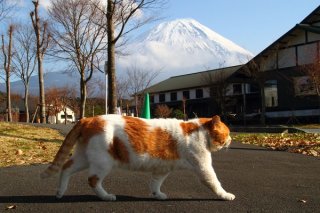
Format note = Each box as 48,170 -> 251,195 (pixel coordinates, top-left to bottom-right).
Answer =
30,0 -> 51,124
154,104 -> 172,118
48,0 -> 108,119
46,87 -> 64,123
241,59 -> 267,125
12,24 -> 37,123
202,69 -> 230,117
126,65 -> 159,116
116,75 -> 129,113
300,61 -> 320,123
102,0 -> 167,114
299,61 -> 320,97
0,0 -> 16,22
1,25 -> 14,122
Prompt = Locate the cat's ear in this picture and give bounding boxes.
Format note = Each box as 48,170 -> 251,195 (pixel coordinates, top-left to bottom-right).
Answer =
212,115 -> 221,124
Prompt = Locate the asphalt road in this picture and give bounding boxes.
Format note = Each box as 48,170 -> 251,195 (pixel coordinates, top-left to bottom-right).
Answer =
0,125 -> 319,212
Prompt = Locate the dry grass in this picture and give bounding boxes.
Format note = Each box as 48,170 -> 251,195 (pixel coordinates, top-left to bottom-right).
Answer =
232,132 -> 320,157
0,122 -> 64,167
294,124 -> 320,129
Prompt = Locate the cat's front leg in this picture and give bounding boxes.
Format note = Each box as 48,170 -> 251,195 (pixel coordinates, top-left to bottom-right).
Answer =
150,172 -> 170,200
188,154 -> 235,201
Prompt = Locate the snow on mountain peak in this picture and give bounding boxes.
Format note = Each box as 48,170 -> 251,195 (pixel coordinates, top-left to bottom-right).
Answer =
143,18 -> 252,55
118,18 -> 253,80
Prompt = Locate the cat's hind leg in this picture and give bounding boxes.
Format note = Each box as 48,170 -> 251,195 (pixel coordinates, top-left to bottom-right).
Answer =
150,172 -> 169,200
87,156 -> 116,201
56,152 -> 88,199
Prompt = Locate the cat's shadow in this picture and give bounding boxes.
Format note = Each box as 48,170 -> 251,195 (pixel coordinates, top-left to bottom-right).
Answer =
0,195 -> 223,203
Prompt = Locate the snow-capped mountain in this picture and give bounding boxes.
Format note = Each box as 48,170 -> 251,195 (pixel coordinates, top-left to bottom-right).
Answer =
2,18 -> 254,96
118,18 -> 253,79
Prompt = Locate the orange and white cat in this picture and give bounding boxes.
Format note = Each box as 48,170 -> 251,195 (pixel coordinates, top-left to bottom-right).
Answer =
41,114 -> 235,201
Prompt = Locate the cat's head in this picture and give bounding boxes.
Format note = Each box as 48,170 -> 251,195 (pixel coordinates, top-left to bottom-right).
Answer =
205,115 -> 232,152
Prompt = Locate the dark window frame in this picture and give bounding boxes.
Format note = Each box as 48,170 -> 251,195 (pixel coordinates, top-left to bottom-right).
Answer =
170,92 -> 177,101
183,90 -> 190,100
196,88 -> 203,99
159,93 -> 166,103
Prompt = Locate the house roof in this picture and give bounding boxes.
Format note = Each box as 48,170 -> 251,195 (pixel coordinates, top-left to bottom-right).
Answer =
246,5 -> 320,65
145,6 -> 320,95
145,65 -> 243,94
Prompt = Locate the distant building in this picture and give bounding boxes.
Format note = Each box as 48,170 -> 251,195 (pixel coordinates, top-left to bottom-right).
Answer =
144,6 -> 320,124
48,106 -> 76,124
145,65 -> 241,119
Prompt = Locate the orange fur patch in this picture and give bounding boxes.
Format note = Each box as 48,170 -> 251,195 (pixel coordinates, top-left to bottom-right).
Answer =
183,116 -> 230,147
124,116 -> 179,160
79,116 -> 106,144
88,175 -> 99,188
207,116 -> 230,146
108,137 -> 129,163
180,122 -> 199,135
62,159 -> 73,170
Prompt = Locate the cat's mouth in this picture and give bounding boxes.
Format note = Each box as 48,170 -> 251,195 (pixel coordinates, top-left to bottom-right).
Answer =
224,136 -> 232,148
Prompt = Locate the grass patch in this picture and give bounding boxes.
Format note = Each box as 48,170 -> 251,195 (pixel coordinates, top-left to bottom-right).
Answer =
293,124 -> 320,129
0,122 -> 64,167
232,132 -> 320,157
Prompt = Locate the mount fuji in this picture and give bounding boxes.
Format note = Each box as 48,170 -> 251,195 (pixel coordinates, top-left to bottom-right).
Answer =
2,18 -> 253,96
118,18 -> 254,80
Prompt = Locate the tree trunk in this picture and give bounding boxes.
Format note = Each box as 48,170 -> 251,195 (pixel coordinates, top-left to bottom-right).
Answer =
38,55 -> 46,123
135,95 -> 139,117
2,26 -> 14,122
107,0 -> 117,114
80,74 -> 87,118
31,1 -> 46,124
24,84 -> 29,123
6,72 -> 12,122
260,82 -> 266,125
64,108 -> 67,124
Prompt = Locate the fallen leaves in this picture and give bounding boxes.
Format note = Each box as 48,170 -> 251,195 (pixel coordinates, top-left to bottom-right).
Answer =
5,205 -> 17,210
298,199 -> 307,204
232,132 -> 320,157
0,122 -> 64,167
15,149 -> 23,155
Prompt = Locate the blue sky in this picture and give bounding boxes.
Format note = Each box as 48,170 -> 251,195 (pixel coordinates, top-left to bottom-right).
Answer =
4,1 -> 320,55
160,0 -> 320,54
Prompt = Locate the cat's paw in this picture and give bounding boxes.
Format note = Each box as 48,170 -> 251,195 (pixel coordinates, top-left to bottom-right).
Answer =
56,191 -> 64,199
218,192 -> 235,201
152,192 -> 168,200
100,194 -> 117,201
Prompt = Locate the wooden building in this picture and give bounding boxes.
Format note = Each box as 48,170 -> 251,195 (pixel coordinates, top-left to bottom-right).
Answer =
144,6 -> 320,124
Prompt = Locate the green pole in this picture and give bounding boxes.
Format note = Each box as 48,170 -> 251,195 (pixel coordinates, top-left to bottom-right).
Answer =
141,93 -> 151,119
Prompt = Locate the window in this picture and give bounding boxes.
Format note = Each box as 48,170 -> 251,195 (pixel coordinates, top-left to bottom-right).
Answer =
265,80 -> 278,107
210,85 -> 219,97
248,84 -> 259,94
159,93 -> 166,103
170,92 -> 177,101
196,89 -> 203,99
233,84 -> 242,95
183,90 -> 190,100
61,114 -> 73,119
150,95 -> 154,103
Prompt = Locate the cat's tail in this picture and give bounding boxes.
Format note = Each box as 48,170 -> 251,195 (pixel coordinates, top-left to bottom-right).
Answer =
40,120 -> 83,179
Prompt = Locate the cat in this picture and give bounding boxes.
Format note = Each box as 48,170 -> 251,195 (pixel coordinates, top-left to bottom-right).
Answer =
41,114 -> 235,201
